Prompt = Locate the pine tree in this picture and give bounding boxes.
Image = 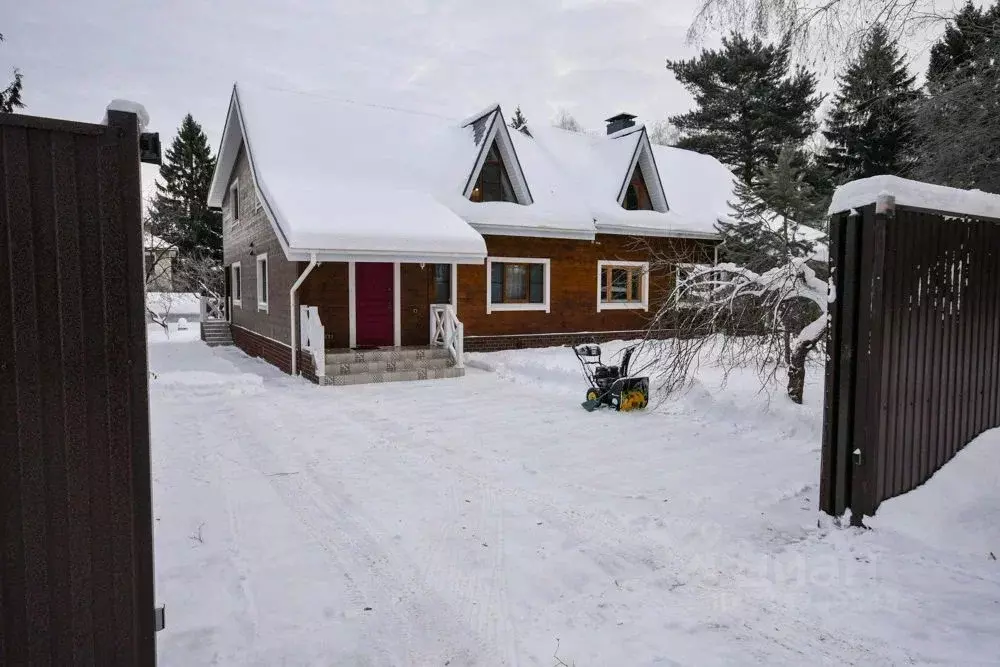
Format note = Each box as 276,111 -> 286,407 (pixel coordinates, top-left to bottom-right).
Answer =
150,114 -> 222,263
509,106 -> 529,134
0,33 -> 24,113
927,1 -> 1000,82
717,145 -> 817,273
667,32 -> 822,188
913,2 -> 1000,192
823,25 -> 919,183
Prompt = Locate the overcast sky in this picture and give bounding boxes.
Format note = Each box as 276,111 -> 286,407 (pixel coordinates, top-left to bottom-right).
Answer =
4,0 -> 965,193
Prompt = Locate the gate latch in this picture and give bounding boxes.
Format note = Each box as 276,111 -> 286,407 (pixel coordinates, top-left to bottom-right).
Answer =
853,448 -> 863,466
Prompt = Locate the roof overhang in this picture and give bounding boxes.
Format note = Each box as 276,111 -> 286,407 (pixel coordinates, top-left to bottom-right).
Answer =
595,222 -> 719,241
286,248 -> 486,264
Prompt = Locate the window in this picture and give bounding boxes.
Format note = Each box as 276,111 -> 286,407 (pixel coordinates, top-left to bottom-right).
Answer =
256,254 -> 268,311
470,141 -> 516,203
432,264 -> 452,304
232,262 -> 242,307
487,257 -> 550,313
597,261 -> 648,311
230,181 -> 240,222
622,165 -> 653,211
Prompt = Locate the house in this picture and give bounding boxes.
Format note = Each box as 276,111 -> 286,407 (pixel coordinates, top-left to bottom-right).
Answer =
143,232 -> 178,291
206,83 -> 736,385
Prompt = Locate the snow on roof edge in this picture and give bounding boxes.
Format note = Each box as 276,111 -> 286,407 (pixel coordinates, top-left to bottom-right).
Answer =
829,175 -> 1000,220
460,103 -> 501,127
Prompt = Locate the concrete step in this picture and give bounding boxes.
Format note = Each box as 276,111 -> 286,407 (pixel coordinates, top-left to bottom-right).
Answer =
324,366 -> 465,386
326,356 -> 453,375
325,347 -> 450,365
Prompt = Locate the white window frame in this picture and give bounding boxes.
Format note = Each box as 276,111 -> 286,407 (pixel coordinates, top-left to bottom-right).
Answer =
486,257 -> 550,314
230,181 -> 240,223
256,253 -> 269,312
597,260 -> 649,312
231,262 -> 242,308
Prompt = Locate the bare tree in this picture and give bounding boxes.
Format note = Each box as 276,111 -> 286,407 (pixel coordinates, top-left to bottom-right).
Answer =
649,119 -> 681,146
644,253 -> 828,404
553,108 -> 583,132
688,0 -> 946,56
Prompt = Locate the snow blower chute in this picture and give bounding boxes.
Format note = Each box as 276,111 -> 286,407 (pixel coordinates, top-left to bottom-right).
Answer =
573,343 -> 649,412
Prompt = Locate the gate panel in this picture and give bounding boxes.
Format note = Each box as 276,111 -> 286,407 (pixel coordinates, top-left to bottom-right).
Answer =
0,111 -> 155,665
822,195 -> 1000,521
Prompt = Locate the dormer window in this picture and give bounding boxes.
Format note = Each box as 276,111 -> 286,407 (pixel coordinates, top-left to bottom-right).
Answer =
623,165 -> 653,211
470,141 -> 516,203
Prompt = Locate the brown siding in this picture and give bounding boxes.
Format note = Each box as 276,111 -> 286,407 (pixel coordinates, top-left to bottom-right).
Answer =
232,324 -> 294,374
222,144 -> 302,345
298,262 -> 350,349
401,263 -> 432,346
0,111 -> 155,665
822,202 -> 1000,522
458,234 -> 707,340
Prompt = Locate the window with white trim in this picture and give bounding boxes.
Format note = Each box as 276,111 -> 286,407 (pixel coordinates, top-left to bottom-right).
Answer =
256,253 -> 268,311
231,262 -> 242,307
487,257 -> 550,313
597,260 -> 648,311
230,181 -> 240,222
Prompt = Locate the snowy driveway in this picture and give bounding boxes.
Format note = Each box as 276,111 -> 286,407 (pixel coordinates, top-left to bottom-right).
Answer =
150,331 -> 1000,666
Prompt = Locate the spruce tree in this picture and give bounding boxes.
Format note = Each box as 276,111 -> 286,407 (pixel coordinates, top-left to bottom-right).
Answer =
509,106 -> 529,134
0,33 -> 24,113
150,114 -> 222,263
823,25 -> 919,183
927,1 -> 1000,82
667,33 -> 821,188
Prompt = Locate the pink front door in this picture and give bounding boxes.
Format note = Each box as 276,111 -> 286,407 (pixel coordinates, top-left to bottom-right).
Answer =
355,262 -> 394,347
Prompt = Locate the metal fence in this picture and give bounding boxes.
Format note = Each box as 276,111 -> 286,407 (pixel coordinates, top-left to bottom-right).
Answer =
821,197 -> 1000,521
0,111 -> 155,664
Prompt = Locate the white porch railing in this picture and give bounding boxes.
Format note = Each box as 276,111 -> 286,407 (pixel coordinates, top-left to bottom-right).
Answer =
299,305 -> 326,378
430,304 -> 464,369
200,295 -> 226,321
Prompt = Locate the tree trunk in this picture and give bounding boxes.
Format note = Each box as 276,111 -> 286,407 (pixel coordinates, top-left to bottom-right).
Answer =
787,338 -> 817,404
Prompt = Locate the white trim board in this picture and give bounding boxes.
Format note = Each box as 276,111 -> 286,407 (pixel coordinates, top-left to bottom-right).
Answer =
486,256 -> 551,314
393,262 -> 402,347
256,253 -> 269,312
231,261 -> 242,307
596,260 -> 649,312
348,261 -> 357,348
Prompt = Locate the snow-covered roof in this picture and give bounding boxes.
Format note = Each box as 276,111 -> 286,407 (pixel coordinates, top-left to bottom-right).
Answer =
830,175 -> 1000,220
144,233 -> 175,250
208,83 -> 734,262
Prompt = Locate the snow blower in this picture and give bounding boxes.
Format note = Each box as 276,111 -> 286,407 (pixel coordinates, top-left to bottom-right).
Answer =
573,343 -> 649,412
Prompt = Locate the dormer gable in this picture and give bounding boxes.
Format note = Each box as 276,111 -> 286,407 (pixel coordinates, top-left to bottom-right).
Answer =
615,128 -> 669,213
461,106 -> 533,205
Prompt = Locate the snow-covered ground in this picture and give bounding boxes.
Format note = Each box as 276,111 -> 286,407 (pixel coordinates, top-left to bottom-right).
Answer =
150,328 -> 1000,666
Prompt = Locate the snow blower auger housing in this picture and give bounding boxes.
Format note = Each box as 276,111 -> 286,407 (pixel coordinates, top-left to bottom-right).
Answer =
573,343 -> 649,412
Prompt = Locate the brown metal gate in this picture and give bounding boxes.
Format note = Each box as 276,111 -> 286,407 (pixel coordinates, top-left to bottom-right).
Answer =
821,196 -> 1000,521
0,111 -> 155,664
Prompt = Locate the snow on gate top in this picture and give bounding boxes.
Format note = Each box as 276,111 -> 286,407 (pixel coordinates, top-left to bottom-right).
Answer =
830,174 -> 1000,220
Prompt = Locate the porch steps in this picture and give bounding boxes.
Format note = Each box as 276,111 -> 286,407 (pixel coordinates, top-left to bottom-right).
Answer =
320,347 -> 464,386
201,320 -> 233,347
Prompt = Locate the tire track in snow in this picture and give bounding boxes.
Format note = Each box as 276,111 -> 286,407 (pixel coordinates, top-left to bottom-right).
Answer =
231,394 -> 495,666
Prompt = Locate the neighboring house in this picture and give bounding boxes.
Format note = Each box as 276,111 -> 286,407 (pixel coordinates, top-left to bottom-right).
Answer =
207,83 -> 737,382
144,233 -> 178,291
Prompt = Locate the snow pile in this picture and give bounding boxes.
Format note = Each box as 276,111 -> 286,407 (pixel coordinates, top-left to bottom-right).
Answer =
830,174 -> 1000,219
146,292 -> 201,316
104,99 -> 150,131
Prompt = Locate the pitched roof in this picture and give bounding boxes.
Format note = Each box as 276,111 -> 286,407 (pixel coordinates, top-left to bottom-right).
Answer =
208,83 -> 738,260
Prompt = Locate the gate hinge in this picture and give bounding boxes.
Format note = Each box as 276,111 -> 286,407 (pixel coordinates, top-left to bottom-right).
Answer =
154,605 -> 166,632
853,448 -> 863,466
